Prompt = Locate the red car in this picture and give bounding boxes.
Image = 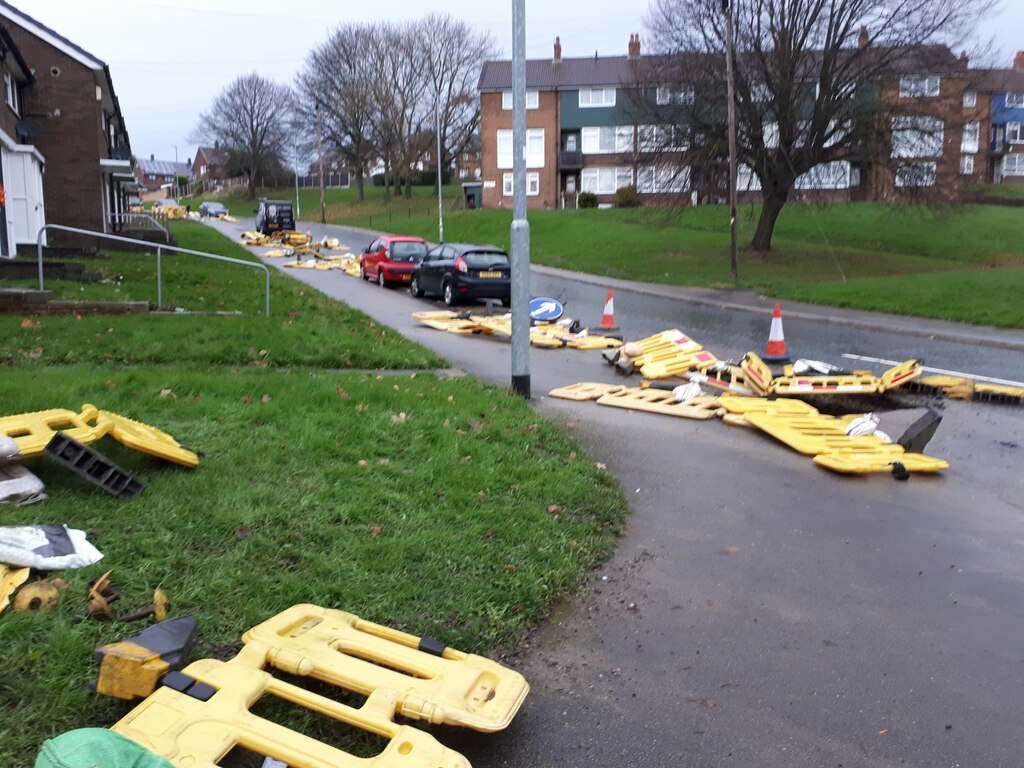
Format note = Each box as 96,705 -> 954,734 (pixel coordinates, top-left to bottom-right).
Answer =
359,235 -> 429,287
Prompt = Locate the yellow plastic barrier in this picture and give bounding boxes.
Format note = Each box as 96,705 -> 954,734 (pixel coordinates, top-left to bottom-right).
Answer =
242,604 -> 529,733
261,248 -> 293,258
595,389 -> 723,419
878,360 -> 922,392
770,372 -> 880,396
813,451 -> 949,474
740,352 -> 774,396
717,394 -> 819,416
95,408 -> 200,468
113,643 -> 471,768
638,349 -> 719,380
0,404 -> 106,457
742,412 -> 890,456
0,565 -> 30,614
548,382 -> 630,401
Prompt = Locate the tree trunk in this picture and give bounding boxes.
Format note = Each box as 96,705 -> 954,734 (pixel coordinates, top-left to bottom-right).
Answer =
751,193 -> 787,252
355,170 -> 365,201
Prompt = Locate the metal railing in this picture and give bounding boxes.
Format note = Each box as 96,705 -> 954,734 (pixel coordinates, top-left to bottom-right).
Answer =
110,212 -> 170,240
35,225 -> 271,317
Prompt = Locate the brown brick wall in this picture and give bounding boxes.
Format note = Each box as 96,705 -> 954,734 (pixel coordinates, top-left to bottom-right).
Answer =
480,90 -> 559,209
6,24 -> 107,234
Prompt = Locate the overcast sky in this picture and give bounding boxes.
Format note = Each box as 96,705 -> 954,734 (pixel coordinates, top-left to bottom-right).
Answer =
19,0 -> 1024,164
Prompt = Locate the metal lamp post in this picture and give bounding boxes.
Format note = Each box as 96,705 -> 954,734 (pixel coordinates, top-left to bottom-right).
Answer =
723,0 -> 739,281
510,0 -> 531,398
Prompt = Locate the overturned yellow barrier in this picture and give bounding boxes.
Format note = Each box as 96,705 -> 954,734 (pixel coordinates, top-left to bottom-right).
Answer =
412,312 -> 621,350
113,644 -> 471,768
243,604 -> 529,732
0,404 -> 105,457
548,382 -> 630,401
596,389 -> 723,419
96,408 -> 200,468
814,451 -> 948,474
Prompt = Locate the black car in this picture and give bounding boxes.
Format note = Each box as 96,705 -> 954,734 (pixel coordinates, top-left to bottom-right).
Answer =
254,199 -> 295,235
199,201 -> 229,218
410,243 -> 511,307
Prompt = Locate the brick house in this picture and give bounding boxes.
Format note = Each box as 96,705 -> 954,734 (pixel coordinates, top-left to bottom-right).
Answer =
0,19 -> 44,257
0,0 -> 134,246
192,145 -> 226,184
478,34 -> 1022,209
977,53 -> 1024,184
134,155 -> 191,194
454,134 -> 481,181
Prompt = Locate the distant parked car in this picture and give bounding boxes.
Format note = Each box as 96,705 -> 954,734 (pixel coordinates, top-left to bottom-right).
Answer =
360,235 -> 429,287
410,243 -> 511,307
199,201 -> 229,218
254,199 -> 295,235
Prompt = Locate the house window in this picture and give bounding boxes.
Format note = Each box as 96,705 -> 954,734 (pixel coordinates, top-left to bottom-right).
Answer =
737,164 -> 761,192
962,90 -> 977,108
501,90 -> 539,110
795,161 -> 851,189
750,83 -> 771,102
960,155 -> 974,175
3,70 -> 19,115
497,128 -> 545,169
502,172 -> 541,196
899,75 -> 940,98
580,167 -> 633,194
637,165 -> 689,193
581,126 -> 634,154
1007,122 -> 1023,143
638,125 -> 689,153
763,121 -> 780,149
656,86 -> 694,105
891,116 -> 944,158
579,87 -> 616,108
1006,93 -> 1024,108
895,162 -> 937,187
200,164 -> 208,175
961,122 -> 979,153
1004,154 -> 1024,176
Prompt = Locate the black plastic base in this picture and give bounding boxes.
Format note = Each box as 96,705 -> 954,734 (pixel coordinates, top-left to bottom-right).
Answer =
45,433 -> 144,499
512,374 -> 531,399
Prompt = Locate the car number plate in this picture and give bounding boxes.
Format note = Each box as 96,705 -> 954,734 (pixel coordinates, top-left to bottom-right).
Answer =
479,271 -> 502,278
401,274 -> 411,281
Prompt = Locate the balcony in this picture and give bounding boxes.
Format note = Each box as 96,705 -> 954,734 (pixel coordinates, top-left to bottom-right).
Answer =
990,137 -> 1006,154
558,150 -> 583,169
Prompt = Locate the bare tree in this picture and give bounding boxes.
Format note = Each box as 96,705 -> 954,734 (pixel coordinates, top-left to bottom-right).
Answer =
420,14 -> 498,190
295,25 -> 379,201
646,0 -> 993,251
191,73 -> 293,197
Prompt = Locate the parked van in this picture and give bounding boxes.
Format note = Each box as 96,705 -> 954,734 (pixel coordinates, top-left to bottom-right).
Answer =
255,199 -> 295,235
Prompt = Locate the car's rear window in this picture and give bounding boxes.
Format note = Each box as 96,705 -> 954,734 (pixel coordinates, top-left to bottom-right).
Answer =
390,242 -> 428,262
463,251 -> 509,268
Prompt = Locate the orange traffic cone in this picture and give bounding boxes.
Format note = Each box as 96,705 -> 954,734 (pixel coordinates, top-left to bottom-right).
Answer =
600,289 -> 618,331
763,303 -> 790,363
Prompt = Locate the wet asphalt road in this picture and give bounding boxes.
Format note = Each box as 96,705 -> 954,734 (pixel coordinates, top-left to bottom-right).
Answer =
210,218 -> 1024,768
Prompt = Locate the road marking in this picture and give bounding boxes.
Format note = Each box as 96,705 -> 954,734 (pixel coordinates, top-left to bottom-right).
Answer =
842,354 -> 1024,388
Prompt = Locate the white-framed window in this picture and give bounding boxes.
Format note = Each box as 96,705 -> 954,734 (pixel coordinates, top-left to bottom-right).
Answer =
581,126 -> 633,154
637,165 -> 689,194
962,90 -> 977,108
638,124 -> 689,153
763,121 -> 780,149
737,164 -> 761,192
795,161 -> 851,189
750,82 -> 771,102
1004,154 -> 1024,176
899,75 -> 940,98
895,162 -> 937,187
3,70 -> 18,115
1007,122 -> 1023,143
961,122 -> 979,153
501,90 -> 539,110
504,172 -> 540,196
580,167 -> 633,194
496,128 -> 545,169
1006,93 -> 1024,108
656,86 -> 694,106
579,87 -> 616,108
960,155 -> 974,175
891,116 -> 944,158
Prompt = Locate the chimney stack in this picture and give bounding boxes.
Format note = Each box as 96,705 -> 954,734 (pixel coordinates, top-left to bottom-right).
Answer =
553,36 -> 561,63
1015,50 -> 1024,72
960,50 -> 968,67
628,33 -> 641,59
858,26 -> 870,49
150,153 -> 154,161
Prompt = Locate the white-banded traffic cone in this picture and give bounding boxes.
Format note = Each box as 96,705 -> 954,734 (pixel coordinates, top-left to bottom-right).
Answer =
763,303 -> 790,363
599,289 -> 618,331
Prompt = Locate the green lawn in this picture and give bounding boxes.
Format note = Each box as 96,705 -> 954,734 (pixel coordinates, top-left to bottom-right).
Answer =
0,222 -> 627,764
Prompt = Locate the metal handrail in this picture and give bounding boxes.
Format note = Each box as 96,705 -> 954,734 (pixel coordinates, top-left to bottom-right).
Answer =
110,212 -> 170,241
35,224 -> 271,317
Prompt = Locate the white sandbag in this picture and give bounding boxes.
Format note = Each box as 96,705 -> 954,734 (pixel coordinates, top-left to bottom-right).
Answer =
0,524 -> 102,570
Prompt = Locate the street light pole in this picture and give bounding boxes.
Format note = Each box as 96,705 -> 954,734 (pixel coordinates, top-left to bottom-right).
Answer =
294,143 -> 301,220
510,0 -> 530,398
723,0 -> 739,281
436,97 -> 444,243
316,104 -> 326,225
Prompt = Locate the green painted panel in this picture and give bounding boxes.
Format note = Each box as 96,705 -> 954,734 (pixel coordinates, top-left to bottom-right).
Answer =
560,90 -> 645,129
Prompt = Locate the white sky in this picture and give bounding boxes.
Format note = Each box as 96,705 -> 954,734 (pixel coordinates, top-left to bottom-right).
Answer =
18,0 -> 1024,164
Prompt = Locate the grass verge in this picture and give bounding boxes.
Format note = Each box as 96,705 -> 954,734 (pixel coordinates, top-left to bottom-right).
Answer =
0,223 -> 627,764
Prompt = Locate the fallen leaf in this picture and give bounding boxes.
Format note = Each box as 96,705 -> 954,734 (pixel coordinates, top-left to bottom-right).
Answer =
20,318 -> 39,329
547,504 -> 562,514
235,524 -> 252,540
460,455 -> 472,464
356,403 -> 368,413
877,729 -> 889,736
483,529 -> 495,539
105,380 -> 116,390
259,349 -> 268,357
504,564 -> 517,573
823,639 -> 839,647
706,599 -> 715,607
159,388 -> 176,399
261,394 -> 272,404
435,490 -> 446,499
370,526 -> 382,537
447,395 -> 454,402
336,387 -> 349,399
240,395 -> 253,404
377,458 -> 390,465
390,412 -> 407,424
595,462 -> 607,471
358,459 -> 369,468
569,451 -> 578,460
688,697 -> 718,709
716,546 -> 744,556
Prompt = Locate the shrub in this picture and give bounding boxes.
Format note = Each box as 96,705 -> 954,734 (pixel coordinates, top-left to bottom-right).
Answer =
578,192 -> 598,208
615,184 -> 638,208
